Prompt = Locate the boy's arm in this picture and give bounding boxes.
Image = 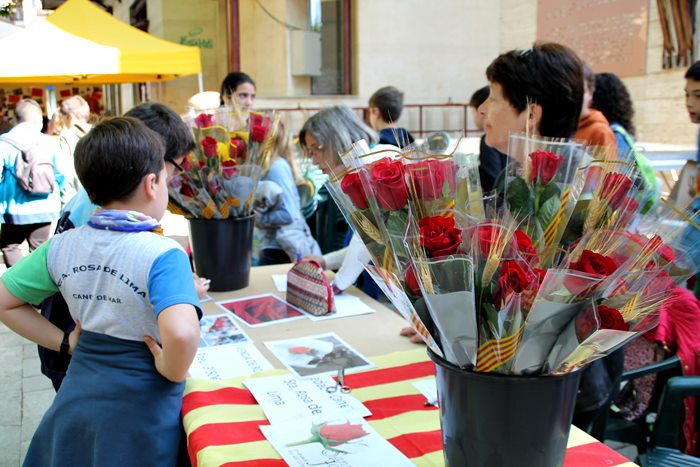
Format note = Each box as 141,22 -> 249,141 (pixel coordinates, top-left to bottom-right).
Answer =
146,248 -> 202,382
0,282 -> 78,353
0,240 -> 80,353
145,304 -> 200,382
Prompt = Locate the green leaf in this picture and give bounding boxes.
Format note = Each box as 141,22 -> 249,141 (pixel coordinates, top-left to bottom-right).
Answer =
537,196 -> 561,232
482,302 -> 499,329
539,182 -> 561,206
506,177 -> 532,215
386,210 -> 409,259
561,199 -> 589,246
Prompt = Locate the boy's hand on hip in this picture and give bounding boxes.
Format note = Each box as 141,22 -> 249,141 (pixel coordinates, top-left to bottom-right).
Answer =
144,336 -> 165,377
68,321 -> 82,355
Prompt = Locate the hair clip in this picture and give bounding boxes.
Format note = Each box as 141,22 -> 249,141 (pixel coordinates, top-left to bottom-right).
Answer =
519,48 -> 533,58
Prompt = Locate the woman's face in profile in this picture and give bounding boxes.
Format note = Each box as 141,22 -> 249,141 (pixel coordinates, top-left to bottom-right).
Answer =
224,82 -> 256,112
304,133 -> 342,175
479,82 -> 527,154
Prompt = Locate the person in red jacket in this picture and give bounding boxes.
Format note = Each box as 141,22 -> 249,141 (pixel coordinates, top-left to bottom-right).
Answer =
575,63 -> 616,153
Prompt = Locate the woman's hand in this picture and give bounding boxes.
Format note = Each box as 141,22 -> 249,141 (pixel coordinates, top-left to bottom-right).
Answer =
400,326 -> 425,344
301,255 -> 326,269
193,273 -> 210,299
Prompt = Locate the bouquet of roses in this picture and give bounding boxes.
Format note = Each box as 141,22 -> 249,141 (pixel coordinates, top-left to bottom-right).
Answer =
504,133 -> 587,266
324,141 -> 482,358
167,107 -> 279,219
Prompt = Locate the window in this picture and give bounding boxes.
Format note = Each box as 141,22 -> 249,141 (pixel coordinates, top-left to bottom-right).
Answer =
311,0 -> 351,95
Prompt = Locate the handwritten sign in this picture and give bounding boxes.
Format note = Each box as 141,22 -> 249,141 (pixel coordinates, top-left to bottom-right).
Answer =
189,344 -> 273,380
243,373 -> 371,424
180,26 -> 213,49
537,0 -> 648,77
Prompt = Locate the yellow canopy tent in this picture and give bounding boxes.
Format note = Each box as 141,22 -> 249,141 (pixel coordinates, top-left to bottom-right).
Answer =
0,0 -> 201,85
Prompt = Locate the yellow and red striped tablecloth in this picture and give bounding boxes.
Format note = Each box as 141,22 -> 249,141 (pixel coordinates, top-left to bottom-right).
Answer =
183,348 -> 637,467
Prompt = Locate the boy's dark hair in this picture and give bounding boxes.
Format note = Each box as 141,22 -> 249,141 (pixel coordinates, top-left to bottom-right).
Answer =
685,61 -> 700,81
369,86 -> 405,122
582,63 -> 595,93
220,72 -> 256,98
469,86 -> 490,108
124,103 -> 195,160
74,117 -> 164,206
485,42 -> 584,139
592,72 -> 635,136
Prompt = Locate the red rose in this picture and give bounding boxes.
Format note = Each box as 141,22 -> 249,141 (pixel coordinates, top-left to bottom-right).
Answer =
180,183 -> 195,198
514,229 -> 536,258
598,305 -> 629,331
197,160 -> 206,170
494,260 -> 534,307
251,125 -> 268,143
419,216 -> 462,257
319,422 -> 369,446
201,136 -> 218,157
194,113 -> 213,128
248,113 -> 263,127
408,160 -> 444,201
340,172 -> 369,210
569,249 -> 618,276
617,196 -> 640,226
370,158 -> 408,211
222,160 -> 237,179
181,156 -> 191,172
648,235 -> 675,262
230,137 -> 246,159
529,150 -> 563,185
599,173 -> 633,209
476,224 -> 501,257
564,249 -> 618,295
533,268 -> 547,285
404,263 -> 422,296
288,346 -> 311,354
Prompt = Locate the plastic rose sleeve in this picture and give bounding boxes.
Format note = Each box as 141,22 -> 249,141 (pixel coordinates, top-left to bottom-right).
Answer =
325,167 -> 395,271
509,269 -> 604,374
363,265 -> 444,358
504,133 -> 586,261
402,214 -> 477,367
410,255 -> 478,368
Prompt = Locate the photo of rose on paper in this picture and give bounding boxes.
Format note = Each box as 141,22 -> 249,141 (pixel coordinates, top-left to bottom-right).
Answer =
198,313 -> 252,347
264,332 -> 375,378
260,415 -> 414,467
216,294 -> 307,328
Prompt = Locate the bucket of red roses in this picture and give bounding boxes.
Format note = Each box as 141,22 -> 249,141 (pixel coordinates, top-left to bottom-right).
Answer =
396,136 -> 699,466
168,109 -> 279,291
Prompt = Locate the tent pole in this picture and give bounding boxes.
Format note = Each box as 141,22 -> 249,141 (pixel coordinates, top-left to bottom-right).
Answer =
198,73 -> 204,93
45,86 -> 57,117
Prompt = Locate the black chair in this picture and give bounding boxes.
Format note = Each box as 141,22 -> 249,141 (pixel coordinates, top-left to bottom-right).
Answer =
597,355 -> 681,452
638,375 -> 700,466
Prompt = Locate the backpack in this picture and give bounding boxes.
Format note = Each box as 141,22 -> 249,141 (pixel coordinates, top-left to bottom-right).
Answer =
0,135 -> 56,195
610,123 -> 658,214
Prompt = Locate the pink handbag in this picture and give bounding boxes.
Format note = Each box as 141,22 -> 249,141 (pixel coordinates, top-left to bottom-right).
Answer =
286,260 -> 335,316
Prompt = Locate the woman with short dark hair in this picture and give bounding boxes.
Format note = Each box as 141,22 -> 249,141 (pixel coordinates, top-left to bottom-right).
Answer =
479,42 -> 585,154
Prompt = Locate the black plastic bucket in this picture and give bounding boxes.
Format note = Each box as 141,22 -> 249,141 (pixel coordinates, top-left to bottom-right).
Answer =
188,215 -> 254,292
428,349 -> 581,467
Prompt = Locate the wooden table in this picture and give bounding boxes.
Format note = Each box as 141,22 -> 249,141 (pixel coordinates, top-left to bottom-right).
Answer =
199,264 -> 418,366
185,264 -> 638,467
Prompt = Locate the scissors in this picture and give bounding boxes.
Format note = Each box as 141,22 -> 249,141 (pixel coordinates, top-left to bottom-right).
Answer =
326,367 -> 351,394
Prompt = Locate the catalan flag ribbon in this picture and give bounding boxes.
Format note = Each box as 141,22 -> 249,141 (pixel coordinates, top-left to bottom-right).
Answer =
183,348 -> 636,467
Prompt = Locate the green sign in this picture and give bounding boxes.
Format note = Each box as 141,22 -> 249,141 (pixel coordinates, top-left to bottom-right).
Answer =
180,26 -> 213,49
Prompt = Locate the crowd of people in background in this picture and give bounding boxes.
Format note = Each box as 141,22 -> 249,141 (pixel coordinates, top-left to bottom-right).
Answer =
0,41 -> 698,466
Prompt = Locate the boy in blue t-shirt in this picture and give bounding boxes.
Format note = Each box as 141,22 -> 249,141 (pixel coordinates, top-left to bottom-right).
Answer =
0,117 -> 201,466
